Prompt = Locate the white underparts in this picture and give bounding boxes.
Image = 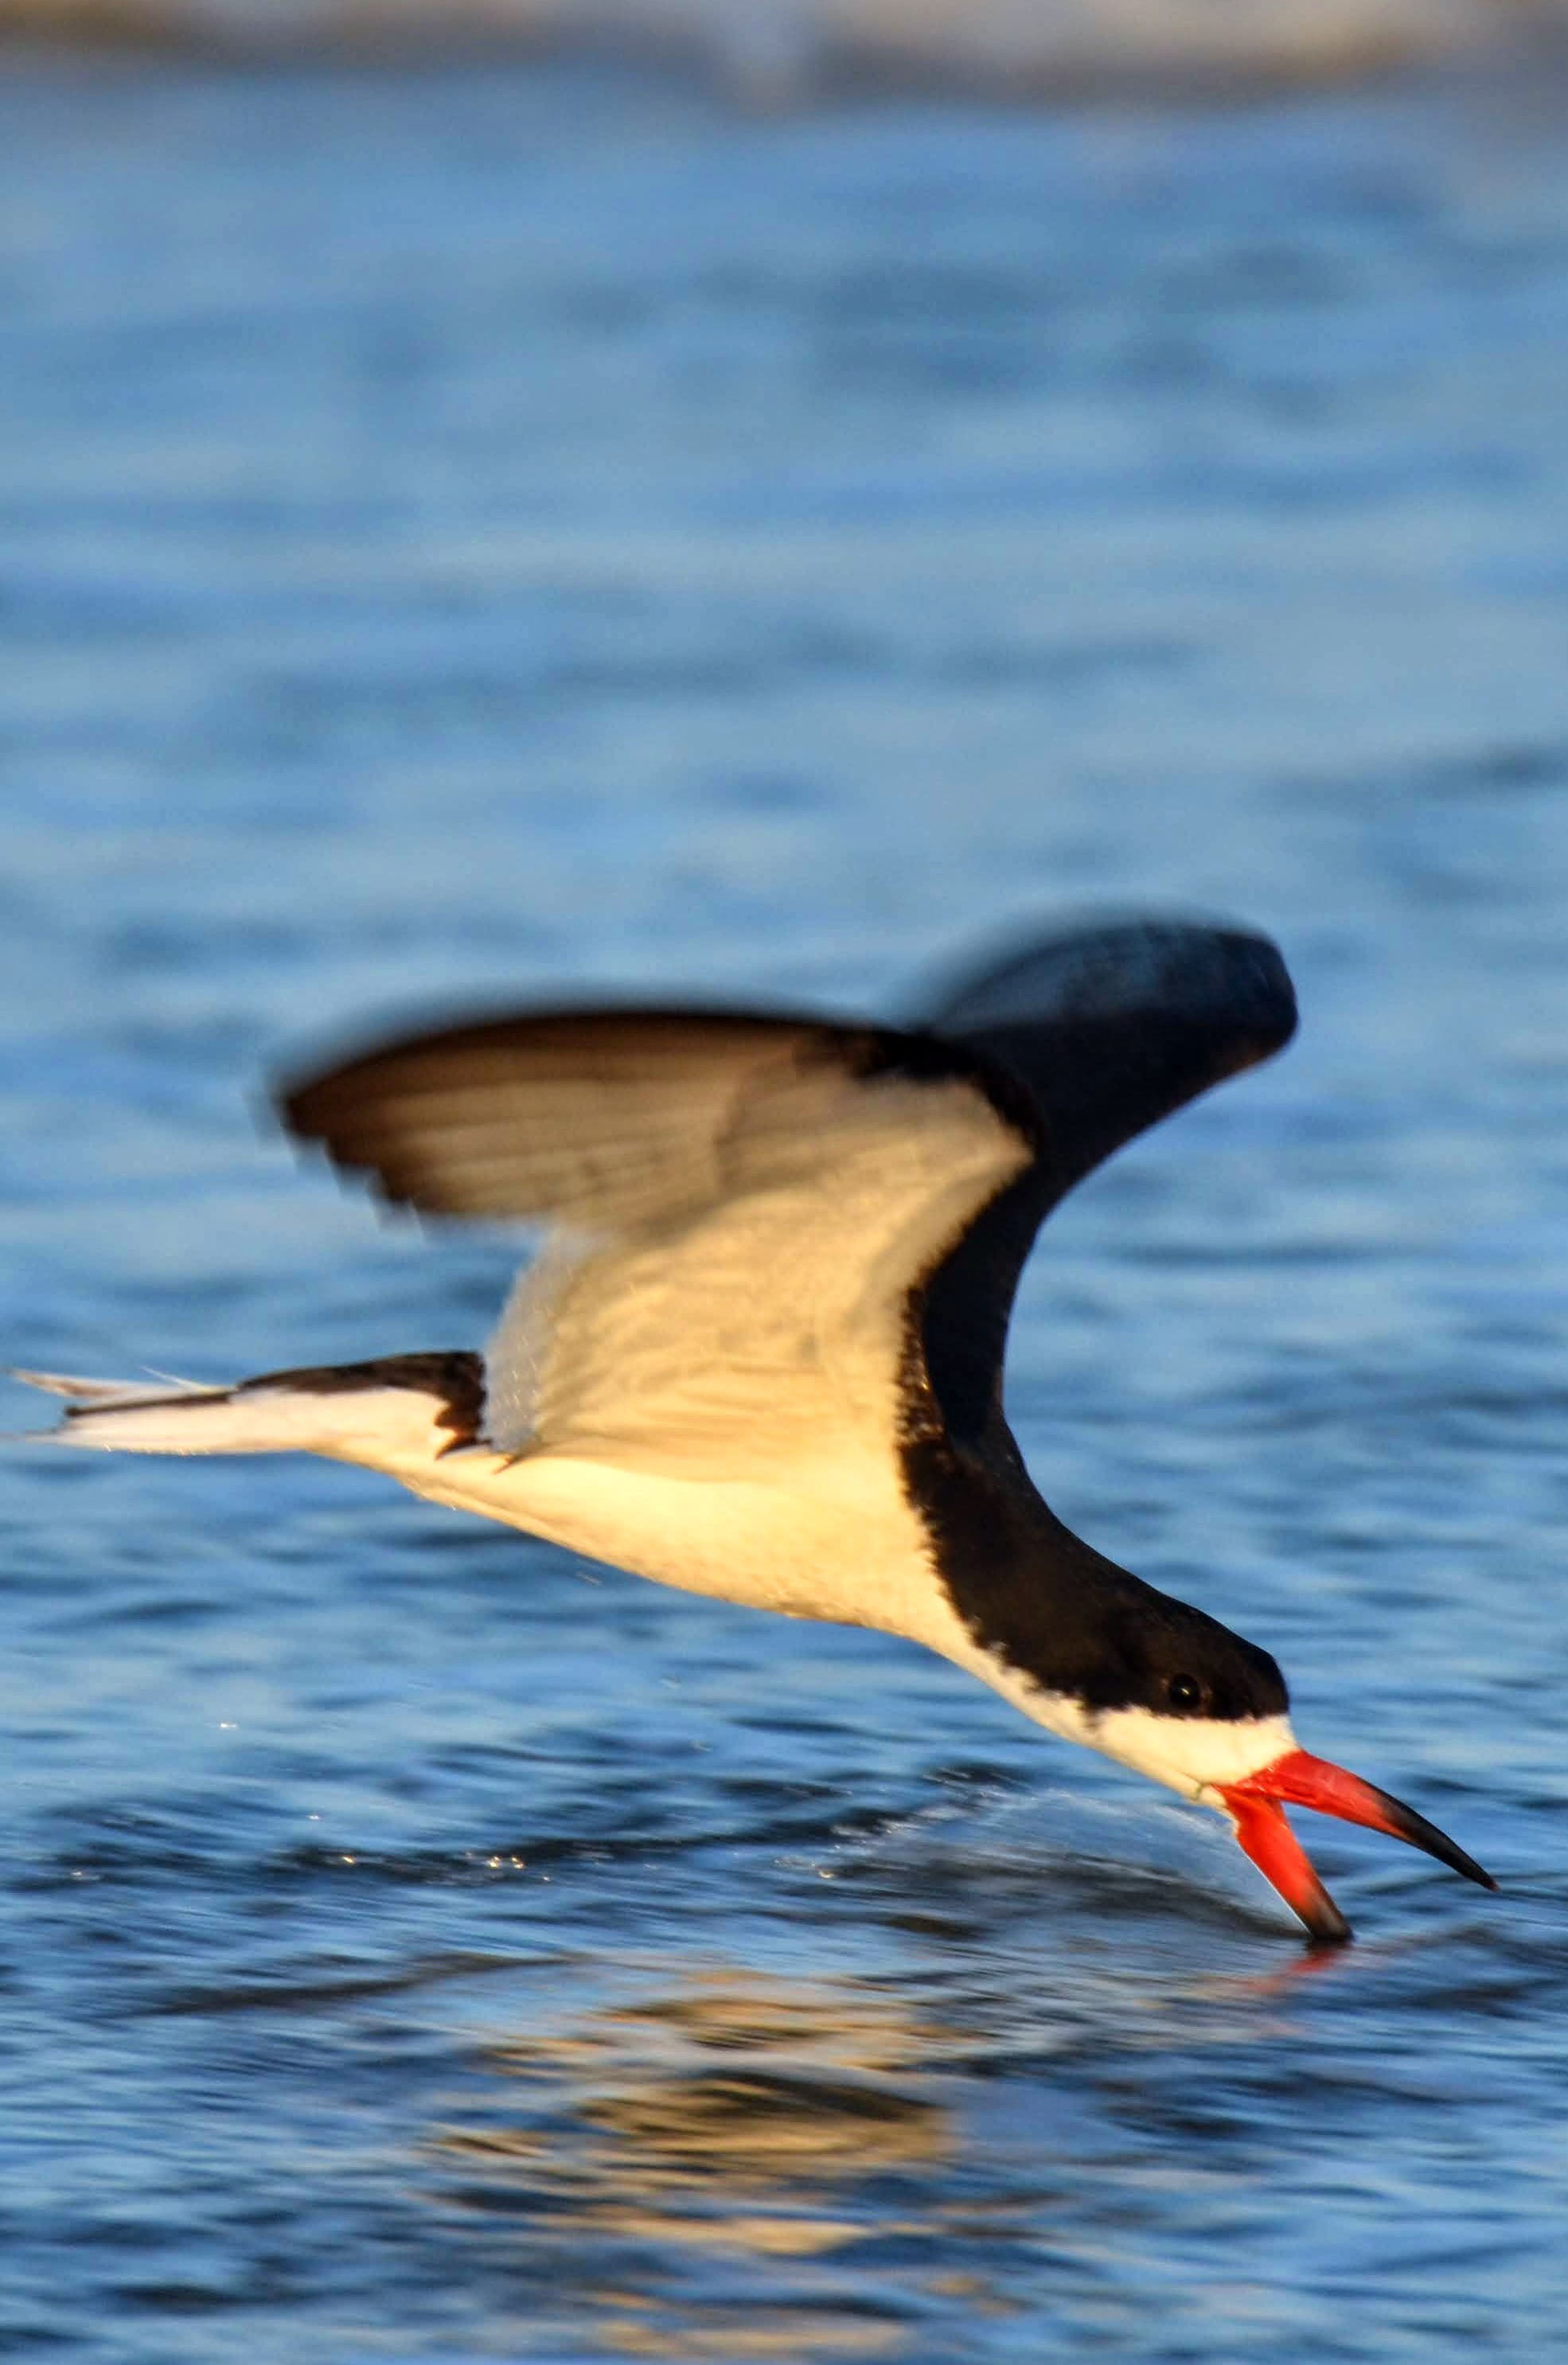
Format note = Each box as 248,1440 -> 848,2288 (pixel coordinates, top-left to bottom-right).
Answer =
19,1369 -> 1299,1814
18,1365 -> 960,1640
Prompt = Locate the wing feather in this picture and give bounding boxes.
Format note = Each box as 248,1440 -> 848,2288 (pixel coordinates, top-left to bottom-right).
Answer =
284,1013 -> 822,1225
278,917 -> 1297,1477
281,1016 -> 1030,1479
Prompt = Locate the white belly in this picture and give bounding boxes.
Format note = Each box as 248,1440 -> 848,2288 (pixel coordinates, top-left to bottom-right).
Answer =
372,1436 -> 965,1650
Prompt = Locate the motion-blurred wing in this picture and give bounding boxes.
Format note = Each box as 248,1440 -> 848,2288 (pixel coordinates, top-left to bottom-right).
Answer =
280,1013 -> 1030,1478
278,918 -> 1295,1478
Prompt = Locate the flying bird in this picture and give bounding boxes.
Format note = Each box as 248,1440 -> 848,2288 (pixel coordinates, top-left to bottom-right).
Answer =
20,915 -> 1494,1941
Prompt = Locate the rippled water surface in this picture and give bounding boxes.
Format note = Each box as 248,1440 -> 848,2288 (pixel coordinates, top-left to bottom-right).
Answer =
3,53 -> 1568,2365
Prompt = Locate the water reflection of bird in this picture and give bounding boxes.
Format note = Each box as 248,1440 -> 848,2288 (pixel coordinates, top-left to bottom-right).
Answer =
21,915 -> 1494,1940
435,1967 -> 951,2323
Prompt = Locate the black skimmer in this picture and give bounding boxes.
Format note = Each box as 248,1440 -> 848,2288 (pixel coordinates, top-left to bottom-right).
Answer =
20,915 -> 1494,1941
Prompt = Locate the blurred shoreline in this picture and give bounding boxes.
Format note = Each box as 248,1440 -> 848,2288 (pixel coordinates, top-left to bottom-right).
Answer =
2,0 -> 1566,103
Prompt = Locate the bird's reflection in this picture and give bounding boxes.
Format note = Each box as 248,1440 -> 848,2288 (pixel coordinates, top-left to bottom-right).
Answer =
419,1923 -> 1341,2355
427,1965 -> 965,2356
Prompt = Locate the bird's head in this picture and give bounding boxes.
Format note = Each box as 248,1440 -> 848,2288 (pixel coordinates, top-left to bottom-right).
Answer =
994,1588 -> 1495,1941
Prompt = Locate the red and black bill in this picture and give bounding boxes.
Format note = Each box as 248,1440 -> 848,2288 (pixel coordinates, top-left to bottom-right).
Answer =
1219,1748 -> 1496,1943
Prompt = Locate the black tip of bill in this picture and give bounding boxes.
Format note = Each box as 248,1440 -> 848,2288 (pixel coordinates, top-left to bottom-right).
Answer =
1375,1789 -> 1497,1894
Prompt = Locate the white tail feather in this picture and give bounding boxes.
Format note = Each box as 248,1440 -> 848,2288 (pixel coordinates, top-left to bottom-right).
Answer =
10,1366 -> 466,1461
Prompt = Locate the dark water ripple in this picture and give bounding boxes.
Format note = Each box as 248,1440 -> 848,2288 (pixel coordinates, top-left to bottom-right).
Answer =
2,49 -> 1568,2365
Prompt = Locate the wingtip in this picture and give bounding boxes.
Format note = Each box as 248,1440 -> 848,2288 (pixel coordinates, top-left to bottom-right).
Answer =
913,909 -> 1296,1043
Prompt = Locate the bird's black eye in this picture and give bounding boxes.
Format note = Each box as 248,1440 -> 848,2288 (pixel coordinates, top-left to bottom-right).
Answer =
1166,1675 -> 1203,1712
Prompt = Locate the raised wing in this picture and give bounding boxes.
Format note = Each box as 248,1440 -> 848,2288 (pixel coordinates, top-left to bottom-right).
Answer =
277,917 -> 1294,1480
914,917 -> 1297,1443
279,1013 -> 1030,1478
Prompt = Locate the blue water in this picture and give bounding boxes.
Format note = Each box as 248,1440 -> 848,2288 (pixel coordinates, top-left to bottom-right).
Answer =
2,52 -> 1568,2365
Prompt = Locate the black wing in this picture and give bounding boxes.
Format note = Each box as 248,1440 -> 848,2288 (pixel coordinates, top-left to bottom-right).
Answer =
912,916 -> 1297,1445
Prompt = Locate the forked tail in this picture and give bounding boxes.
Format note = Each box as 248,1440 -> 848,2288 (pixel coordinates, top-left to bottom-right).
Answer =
13,1353 -> 486,1459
